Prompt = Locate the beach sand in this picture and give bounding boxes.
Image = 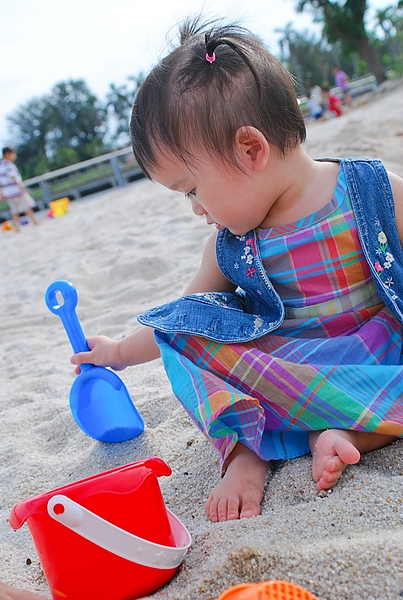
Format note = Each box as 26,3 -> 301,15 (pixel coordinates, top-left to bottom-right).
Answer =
1,80 -> 403,600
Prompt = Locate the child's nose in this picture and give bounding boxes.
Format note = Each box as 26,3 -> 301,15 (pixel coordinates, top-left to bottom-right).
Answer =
191,198 -> 205,217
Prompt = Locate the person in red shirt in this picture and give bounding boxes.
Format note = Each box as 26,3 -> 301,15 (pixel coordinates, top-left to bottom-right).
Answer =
323,87 -> 343,117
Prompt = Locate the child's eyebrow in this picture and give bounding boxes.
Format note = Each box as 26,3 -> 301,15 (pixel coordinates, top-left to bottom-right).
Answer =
170,178 -> 190,192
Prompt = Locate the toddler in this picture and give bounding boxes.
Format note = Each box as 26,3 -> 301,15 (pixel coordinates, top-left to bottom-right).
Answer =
70,18 -> 403,524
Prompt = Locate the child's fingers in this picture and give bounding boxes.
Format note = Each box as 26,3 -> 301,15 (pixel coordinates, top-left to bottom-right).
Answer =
70,351 -> 91,366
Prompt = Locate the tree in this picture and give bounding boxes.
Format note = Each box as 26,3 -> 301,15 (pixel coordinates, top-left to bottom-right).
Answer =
296,0 -> 388,84
373,3 -> 403,74
7,80 -> 108,177
105,74 -> 145,147
275,23 -> 336,90
47,79 -> 108,161
7,97 -> 53,178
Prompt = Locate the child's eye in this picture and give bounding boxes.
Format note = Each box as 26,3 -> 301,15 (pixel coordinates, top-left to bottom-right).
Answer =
185,189 -> 196,199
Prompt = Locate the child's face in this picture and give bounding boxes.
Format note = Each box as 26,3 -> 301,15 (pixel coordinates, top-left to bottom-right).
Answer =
150,149 -> 272,235
4,151 -> 16,162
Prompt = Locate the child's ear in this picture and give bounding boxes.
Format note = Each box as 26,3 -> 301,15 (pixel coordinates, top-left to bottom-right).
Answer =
235,126 -> 270,171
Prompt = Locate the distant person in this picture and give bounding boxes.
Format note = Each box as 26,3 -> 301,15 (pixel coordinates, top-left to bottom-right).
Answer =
306,81 -> 326,121
306,91 -> 325,121
307,80 -> 325,111
0,147 -> 39,232
322,87 -> 343,117
333,67 -> 353,108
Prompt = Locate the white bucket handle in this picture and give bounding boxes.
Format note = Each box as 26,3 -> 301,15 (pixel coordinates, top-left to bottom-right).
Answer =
47,495 -> 191,569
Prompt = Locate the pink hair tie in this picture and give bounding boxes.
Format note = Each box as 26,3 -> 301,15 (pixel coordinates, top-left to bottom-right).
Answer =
205,52 -> 216,64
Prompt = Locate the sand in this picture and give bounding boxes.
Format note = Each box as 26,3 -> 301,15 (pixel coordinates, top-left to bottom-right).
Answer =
1,79 -> 403,600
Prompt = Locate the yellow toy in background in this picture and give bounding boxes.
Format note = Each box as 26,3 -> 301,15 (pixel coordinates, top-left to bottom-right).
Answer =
48,196 -> 70,218
217,580 -> 319,600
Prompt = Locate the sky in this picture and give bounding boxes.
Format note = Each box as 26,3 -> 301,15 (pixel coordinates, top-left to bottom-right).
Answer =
0,0 -> 392,146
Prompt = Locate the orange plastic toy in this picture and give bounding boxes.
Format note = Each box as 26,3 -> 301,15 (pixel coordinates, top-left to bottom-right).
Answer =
217,580 -> 319,600
1,220 -> 13,231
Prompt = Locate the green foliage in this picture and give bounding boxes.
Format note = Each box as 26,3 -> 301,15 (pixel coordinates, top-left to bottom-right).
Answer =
51,147 -> 80,170
374,3 -> 403,75
6,74 -> 147,178
276,23 -> 340,90
7,97 -> 52,178
7,79 -> 108,178
105,74 -> 145,147
47,79 -> 108,160
296,0 -> 387,84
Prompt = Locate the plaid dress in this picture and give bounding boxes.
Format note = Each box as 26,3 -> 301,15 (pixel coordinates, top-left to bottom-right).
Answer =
155,169 -> 403,467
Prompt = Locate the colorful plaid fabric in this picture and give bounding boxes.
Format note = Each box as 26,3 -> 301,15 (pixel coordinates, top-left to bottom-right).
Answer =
156,170 -> 403,466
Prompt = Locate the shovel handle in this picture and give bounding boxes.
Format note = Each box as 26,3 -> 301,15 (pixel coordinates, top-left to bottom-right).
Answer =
45,280 -> 90,356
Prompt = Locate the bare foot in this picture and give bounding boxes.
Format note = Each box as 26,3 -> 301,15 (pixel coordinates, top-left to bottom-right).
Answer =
309,429 -> 361,492
205,443 -> 270,522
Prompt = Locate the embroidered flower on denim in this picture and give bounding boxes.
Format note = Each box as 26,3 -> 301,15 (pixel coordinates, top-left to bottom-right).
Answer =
374,229 -> 395,289
202,292 -> 229,306
378,231 -> 387,247
241,245 -> 254,265
240,237 -> 258,269
384,252 -> 394,269
245,237 -> 258,254
246,267 -> 257,277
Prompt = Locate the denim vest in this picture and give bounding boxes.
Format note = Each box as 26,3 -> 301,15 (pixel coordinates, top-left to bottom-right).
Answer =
138,158 -> 403,342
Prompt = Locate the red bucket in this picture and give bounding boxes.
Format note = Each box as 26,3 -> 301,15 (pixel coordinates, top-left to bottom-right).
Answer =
9,457 -> 191,600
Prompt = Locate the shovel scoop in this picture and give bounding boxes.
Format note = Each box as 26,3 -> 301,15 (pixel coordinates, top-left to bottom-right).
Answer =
45,280 -> 144,443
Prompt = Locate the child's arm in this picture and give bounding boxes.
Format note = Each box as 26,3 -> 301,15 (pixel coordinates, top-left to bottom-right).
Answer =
390,171 -> 403,246
182,230 -> 237,295
11,175 -> 25,194
71,231 -> 235,371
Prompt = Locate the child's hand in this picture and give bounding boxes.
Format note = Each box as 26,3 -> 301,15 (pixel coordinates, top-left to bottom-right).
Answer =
70,336 -> 126,372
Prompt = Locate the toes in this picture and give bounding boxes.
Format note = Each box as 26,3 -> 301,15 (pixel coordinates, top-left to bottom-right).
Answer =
316,472 -> 341,491
205,494 -> 240,522
240,499 -> 260,519
205,493 -> 259,522
205,495 -> 219,522
324,456 -> 343,474
225,494 -> 241,521
334,437 -> 361,465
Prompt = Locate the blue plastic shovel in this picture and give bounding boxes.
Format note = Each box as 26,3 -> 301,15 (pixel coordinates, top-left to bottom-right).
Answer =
45,280 -> 144,443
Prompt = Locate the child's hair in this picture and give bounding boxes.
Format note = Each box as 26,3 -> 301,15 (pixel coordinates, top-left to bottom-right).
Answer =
130,17 -> 306,178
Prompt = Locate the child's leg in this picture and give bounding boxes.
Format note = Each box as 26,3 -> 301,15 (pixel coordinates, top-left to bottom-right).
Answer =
205,442 -> 270,522
309,429 -> 398,492
10,213 -> 20,232
25,208 -> 39,225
